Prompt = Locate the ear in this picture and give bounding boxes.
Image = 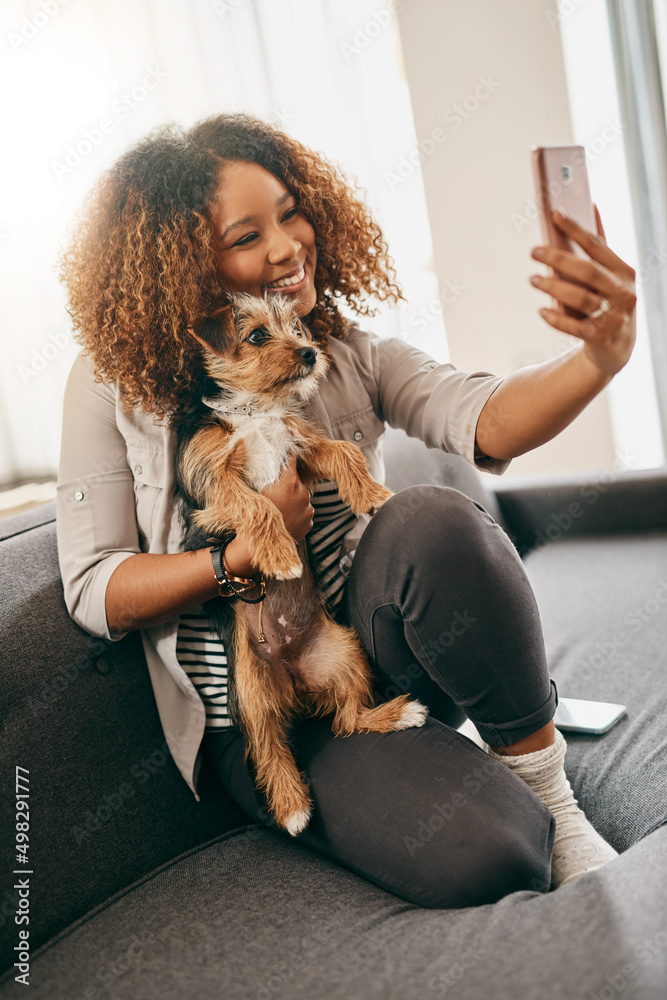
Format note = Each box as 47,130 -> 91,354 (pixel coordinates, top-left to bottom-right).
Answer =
187,303 -> 237,356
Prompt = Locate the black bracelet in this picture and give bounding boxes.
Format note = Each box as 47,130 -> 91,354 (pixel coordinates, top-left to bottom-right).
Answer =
209,533 -> 266,604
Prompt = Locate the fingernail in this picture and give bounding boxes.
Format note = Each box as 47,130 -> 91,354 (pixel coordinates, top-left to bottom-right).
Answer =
553,207 -> 568,218
529,275 -> 542,287
532,248 -> 547,261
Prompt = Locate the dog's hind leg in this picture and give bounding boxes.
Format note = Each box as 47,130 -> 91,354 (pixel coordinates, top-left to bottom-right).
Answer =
300,616 -> 429,735
233,613 -> 313,836
350,698 -> 430,732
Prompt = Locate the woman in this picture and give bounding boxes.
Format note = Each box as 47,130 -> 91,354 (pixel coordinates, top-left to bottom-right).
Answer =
56,113 -> 637,909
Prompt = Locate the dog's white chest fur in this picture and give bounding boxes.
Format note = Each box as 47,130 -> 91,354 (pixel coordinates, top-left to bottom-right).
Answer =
228,415 -> 298,492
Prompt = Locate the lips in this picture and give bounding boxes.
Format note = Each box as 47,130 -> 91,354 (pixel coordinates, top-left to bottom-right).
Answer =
264,262 -> 307,292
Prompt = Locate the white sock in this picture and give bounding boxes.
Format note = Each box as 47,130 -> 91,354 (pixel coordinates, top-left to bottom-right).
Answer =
488,728 -> 618,889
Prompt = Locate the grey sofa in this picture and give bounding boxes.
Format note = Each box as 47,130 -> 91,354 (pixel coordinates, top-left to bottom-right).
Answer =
1,426 -> 666,1000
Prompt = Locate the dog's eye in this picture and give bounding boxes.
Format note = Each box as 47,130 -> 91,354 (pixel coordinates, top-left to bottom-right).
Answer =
247,328 -> 268,345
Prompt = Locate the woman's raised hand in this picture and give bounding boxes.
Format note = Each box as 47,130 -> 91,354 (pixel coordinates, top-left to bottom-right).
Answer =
529,205 -> 637,377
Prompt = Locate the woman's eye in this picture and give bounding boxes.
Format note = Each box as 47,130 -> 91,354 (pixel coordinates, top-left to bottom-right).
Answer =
232,209 -> 298,247
234,233 -> 258,247
247,329 -> 267,344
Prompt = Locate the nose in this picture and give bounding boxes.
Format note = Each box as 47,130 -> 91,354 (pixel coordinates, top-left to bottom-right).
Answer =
267,227 -> 301,264
296,346 -> 317,367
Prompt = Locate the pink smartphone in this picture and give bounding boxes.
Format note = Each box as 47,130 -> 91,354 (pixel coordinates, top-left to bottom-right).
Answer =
531,145 -> 597,319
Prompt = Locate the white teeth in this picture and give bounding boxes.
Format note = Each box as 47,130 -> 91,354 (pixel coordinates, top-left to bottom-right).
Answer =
266,265 -> 305,289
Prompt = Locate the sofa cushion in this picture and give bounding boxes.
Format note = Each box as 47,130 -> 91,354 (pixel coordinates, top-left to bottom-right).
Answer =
3,823 -> 665,999
0,506 -> 251,972
524,532 -> 667,852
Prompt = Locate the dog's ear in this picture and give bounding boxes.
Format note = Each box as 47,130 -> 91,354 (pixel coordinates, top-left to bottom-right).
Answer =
187,303 -> 236,356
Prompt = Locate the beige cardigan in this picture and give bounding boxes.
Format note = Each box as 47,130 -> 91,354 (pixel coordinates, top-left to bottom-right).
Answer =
56,325 -> 510,800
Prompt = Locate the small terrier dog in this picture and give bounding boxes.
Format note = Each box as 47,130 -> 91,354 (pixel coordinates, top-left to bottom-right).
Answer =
176,292 -> 428,836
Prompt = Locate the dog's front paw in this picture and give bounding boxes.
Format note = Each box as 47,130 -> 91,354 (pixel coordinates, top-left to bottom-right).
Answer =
365,484 -> 394,514
252,535 -> 303,581
395,700 -> 429,730
347,482 -> 393,515
262,555 -> 303,582
273,561 -> 303,581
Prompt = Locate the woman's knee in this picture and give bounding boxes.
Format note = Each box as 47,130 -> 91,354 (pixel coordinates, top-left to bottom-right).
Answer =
376,485 -> 494,545
382,484 -> 483,520
356,485 -> 506,582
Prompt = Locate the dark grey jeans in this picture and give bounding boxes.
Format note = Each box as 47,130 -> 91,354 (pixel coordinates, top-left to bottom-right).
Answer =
203,486 -> 557,908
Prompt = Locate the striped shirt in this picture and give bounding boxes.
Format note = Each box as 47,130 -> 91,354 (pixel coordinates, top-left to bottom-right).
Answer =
176,480 -> 358,731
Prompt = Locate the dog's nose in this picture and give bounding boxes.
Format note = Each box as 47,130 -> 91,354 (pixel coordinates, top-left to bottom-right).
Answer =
296,347 -> 317,366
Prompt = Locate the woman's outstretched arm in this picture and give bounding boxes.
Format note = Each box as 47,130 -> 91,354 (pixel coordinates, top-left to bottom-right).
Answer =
474,206 -> 637,461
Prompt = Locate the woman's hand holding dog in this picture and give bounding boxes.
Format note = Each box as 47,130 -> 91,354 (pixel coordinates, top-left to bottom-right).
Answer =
224,454 -> 314,578
262,454 -> 315,541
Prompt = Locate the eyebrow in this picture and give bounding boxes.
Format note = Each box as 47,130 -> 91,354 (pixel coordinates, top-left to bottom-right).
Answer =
219,191 -> 294,242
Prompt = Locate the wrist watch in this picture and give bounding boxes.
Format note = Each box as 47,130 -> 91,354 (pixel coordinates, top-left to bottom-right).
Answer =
209,533 -> 265,604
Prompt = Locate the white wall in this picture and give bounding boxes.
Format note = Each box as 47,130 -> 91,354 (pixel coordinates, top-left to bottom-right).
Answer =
396,0 -> 616,478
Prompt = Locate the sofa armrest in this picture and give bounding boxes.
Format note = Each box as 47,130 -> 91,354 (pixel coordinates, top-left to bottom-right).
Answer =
492,466 -> 667,555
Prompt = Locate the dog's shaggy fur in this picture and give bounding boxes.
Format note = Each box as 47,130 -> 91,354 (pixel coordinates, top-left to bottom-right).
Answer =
175,292 -> 427,835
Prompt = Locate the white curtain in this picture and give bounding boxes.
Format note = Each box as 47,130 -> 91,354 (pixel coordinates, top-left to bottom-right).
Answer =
558,0 -> 664,468
0,0 -> 443,488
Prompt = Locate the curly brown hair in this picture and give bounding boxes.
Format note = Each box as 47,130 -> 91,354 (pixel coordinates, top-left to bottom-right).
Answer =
57,113 -> 405,424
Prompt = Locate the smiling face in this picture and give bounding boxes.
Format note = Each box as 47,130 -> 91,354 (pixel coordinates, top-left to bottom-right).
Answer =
209,160 -> 318,317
